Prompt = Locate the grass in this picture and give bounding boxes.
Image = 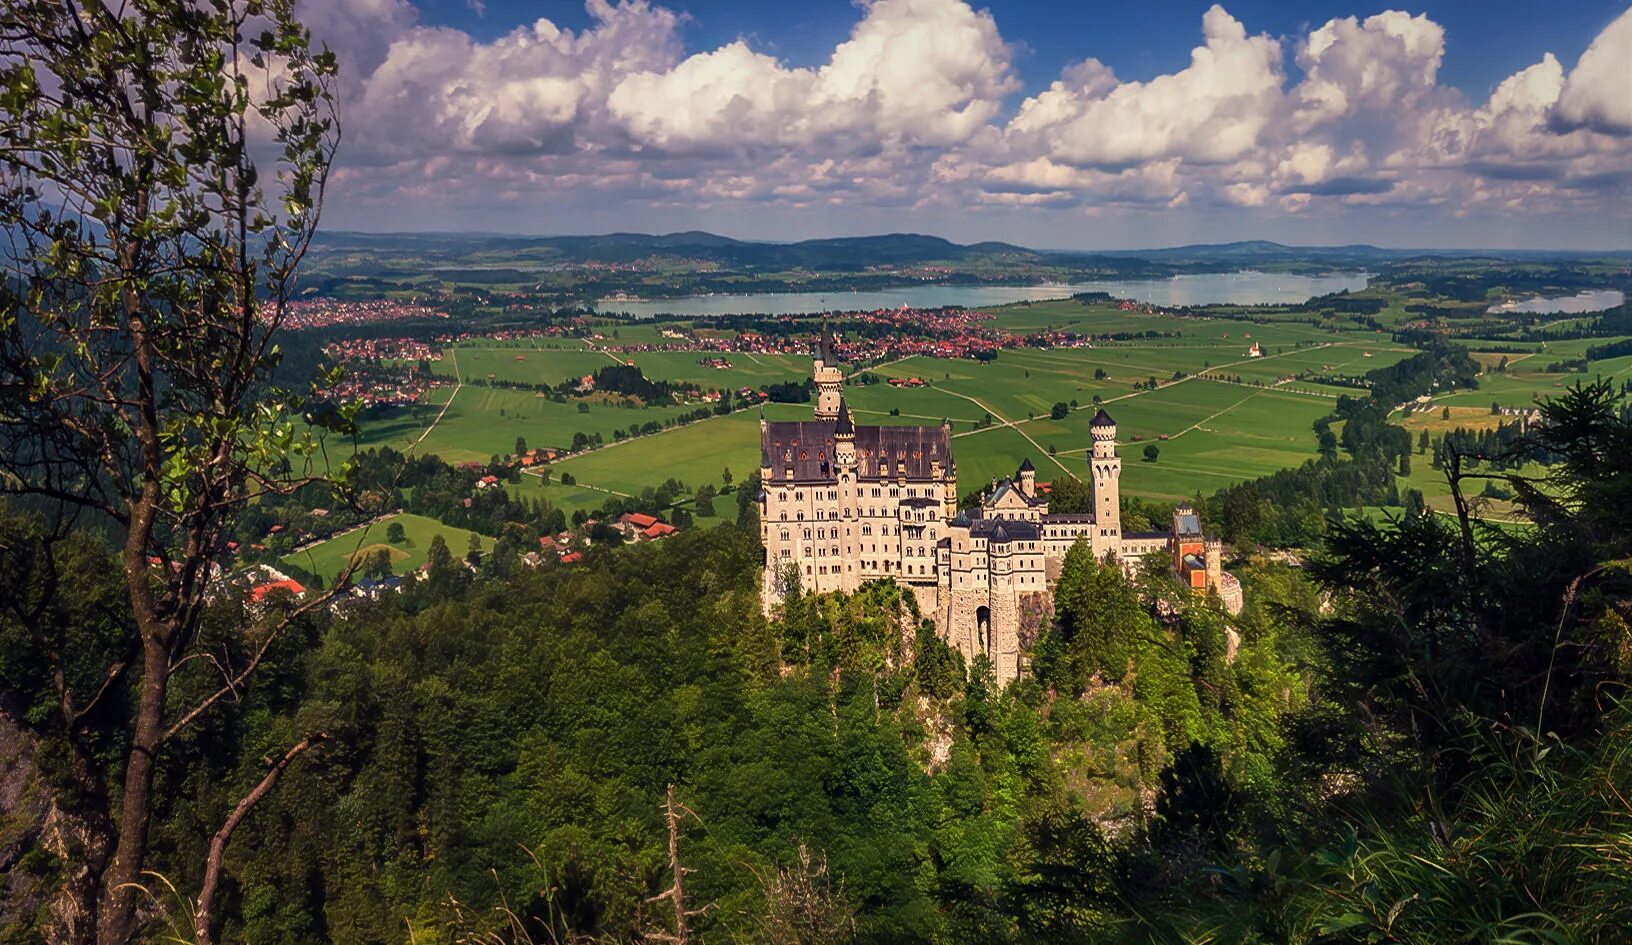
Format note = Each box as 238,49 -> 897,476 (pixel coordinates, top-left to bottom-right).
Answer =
281,512 -> 491,581
355,309 -> 1424,515
356,386 -> 697,464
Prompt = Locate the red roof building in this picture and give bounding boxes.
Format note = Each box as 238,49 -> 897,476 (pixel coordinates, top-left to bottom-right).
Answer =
249,579 -> 306,603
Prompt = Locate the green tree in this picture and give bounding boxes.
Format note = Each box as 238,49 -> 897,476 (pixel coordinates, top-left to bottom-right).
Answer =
387,522 -> 408,544
362,548 -> 394,580
0,3 -> 339,941
1047,476 -> 1092,514
515,436 -> 528,456
1143,444 -> 1161,462
694,485 -> 718,518
1051,402 -> 1070,420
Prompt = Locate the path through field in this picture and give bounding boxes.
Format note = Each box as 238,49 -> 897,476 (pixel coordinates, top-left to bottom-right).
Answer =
410,348 -> 462,453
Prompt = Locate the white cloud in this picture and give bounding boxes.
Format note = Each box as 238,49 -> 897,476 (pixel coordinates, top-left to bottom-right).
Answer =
290,0 -> 1631,240
341,0 -> 684,162
607,0 -> 1016,152
1293,11 -> 1445,129
1552,8 -> 1632,135
1007,5 -> 1282,167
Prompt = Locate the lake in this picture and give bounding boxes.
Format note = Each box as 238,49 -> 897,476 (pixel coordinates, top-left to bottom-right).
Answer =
592,270 -> 1371,317
1487,289 -> 1624,315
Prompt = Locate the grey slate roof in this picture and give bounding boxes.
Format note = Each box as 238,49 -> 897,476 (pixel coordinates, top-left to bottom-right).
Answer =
762,419 -> 951,483
1090,408 -> 1116,428
968,517 -> 1041,542
835,398 -> 854,436
1041,513 -> 1096,524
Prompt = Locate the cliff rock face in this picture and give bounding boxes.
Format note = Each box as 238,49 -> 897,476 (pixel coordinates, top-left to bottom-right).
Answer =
0,715 -> 50,936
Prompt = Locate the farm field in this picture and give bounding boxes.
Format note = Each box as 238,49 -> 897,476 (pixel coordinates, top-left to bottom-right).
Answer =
430,346 -> 618,385
979,299 -> 1344,347
619,350 -> 810,388
548,404 -> 808,499
281,512 -> 490,581
361,304 -> 1587,520
356,386 -> 698,464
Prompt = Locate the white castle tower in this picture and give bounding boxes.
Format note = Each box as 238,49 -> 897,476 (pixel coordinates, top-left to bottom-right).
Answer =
813,318 -> 843,420
1089,408 -> 1121,539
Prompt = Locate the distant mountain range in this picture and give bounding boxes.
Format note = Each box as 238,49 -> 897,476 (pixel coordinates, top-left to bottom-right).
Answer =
312,230 -> 1620,270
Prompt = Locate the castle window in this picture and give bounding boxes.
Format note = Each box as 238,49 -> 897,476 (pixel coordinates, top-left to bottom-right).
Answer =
780,530 -> 790,541
796,512 -> 804,521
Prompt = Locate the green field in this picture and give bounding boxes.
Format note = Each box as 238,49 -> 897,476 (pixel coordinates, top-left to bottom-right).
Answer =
357,386 -> 698,464
281,512 -> 491,581
433,346 -> 620,385
352,305 -> 1457,516
340,291 -> 1632,525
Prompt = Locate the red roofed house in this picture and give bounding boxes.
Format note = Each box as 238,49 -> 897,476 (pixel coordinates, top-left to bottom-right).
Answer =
560,551 -> 583,564
249,579 -> 306,604
641,522 -> 677,541
617,512 -> 658,540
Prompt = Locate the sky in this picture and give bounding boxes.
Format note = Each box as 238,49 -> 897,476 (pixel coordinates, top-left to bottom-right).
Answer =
296,0 -> 1632,249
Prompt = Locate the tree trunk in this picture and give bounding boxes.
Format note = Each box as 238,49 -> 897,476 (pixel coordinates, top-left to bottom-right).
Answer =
98,490 -> 170,945
194,736 -> 322,945
96,631 -> 168,945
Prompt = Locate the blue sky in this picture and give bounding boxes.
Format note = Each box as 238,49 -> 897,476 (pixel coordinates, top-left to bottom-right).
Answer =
302,0 -> 1632,248
413,0 -> 1625,99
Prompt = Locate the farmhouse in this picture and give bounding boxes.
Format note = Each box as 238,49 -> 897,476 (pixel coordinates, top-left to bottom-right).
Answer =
759,324 -> 1241,685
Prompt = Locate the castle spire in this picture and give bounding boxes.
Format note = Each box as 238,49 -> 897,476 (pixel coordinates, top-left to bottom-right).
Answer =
835,397 -> 854,437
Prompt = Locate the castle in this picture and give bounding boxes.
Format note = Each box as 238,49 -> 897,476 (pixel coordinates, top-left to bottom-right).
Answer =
759,325 -> 1241,684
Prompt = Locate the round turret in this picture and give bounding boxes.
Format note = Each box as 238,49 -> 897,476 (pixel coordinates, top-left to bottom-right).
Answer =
1089,407 -> 1116,440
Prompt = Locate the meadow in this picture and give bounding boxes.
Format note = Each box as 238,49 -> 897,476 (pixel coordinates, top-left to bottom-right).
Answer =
354,297 -> 1630,521
356,386 -> 698,464
281,512 -> 490,581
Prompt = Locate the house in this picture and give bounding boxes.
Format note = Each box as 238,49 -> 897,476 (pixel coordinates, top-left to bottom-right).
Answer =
560,551 -> 583,564
352,576 -> 402,600
641,521 -> 677,541
617,512 -> 659,540
477,474 -> 500,489
249,578 -> 306,604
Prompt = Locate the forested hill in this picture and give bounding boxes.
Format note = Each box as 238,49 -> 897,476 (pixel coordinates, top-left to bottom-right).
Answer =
308,230 -> 1045,269
5,384 -> 1631,944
